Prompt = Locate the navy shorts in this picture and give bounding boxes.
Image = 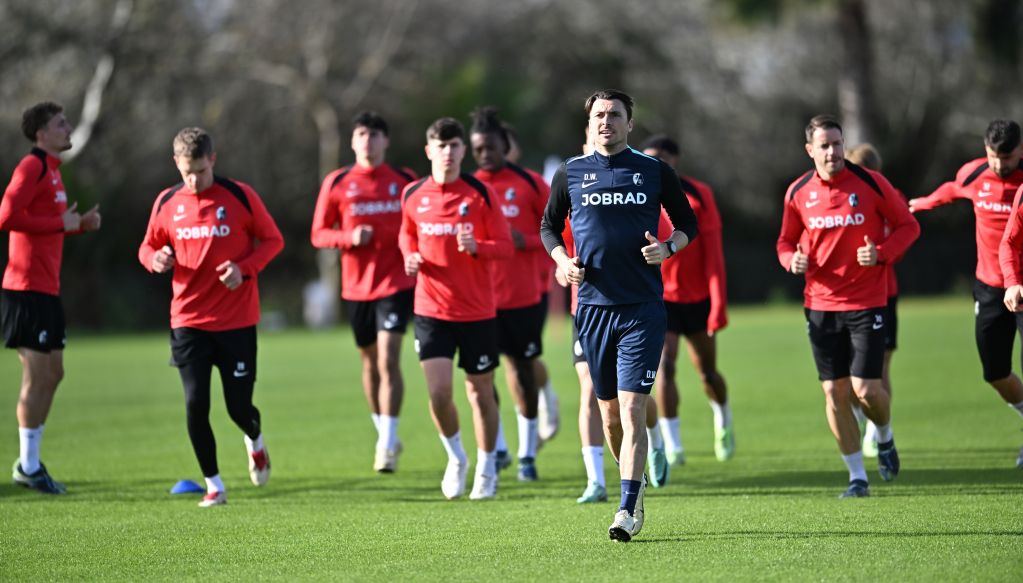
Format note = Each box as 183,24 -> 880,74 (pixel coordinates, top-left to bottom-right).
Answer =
575,301 -> 666,401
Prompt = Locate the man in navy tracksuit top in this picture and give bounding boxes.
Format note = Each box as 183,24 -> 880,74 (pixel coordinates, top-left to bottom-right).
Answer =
540,90 -> 699,542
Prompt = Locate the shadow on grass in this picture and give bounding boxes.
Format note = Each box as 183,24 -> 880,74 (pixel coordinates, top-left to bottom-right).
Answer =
630,530 -> 1023,544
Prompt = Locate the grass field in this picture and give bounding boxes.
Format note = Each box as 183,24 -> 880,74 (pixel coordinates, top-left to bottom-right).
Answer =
0,297 -> 1021,582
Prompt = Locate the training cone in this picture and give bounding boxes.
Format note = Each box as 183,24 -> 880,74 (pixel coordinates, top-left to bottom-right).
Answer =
170,479 -> 205,494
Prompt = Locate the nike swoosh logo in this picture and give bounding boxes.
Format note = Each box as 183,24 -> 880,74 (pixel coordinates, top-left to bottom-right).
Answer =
872,323 -> 883,329
805,200 -> 821,208
417,206 -> 432,213
581,181 -> 599,189
52,179 -> 58,185
477,363 -> 489,370
173,214 -> 187,221
234,370 -> 250,377
978,192 -> 994,197
346,191 -> 362,197
640,381 -> 654,386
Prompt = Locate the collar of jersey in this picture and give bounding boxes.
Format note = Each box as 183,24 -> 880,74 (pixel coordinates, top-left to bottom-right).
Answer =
31,147 -> 62,169
590,147 -> 633,168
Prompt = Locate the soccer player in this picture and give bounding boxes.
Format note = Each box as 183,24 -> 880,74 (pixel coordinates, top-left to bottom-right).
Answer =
139,128 -> 284,507
911,120 -> 1023,468
541,90 -> 698,541
777,115 -> 918,498
399,117 -> 513,500
844,144 -> 905,457
4,101 -> 101,494
998,180 -> 1023,467
470,107 -> 550,481
311,111 -> 417,473
641,135 -> 733,466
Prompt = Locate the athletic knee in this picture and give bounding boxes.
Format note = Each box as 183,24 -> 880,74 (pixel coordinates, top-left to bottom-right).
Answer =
659,359 -> 676,380
822,380 -> 850,403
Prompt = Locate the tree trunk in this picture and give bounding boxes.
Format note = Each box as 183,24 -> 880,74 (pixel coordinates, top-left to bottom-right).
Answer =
836,0 -> 883,146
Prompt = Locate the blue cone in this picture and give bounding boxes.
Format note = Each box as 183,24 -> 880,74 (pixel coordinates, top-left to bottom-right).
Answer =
170,479 -> 205,494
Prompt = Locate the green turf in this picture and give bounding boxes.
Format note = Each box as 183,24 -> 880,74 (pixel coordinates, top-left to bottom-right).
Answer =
0,297 -> 1021,582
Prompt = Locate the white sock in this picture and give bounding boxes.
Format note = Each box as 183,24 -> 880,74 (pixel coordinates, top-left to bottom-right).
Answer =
709,399 -> 732,429
377,415 -> 399,451
874,421 -> 893,444
371,413 -> 381,433
244,433 -> 264,454
477,448 -> 497,477
841,451 -> 868,483
659,417 -> 683,454
1010,401 -> 1023,421
863,421 -> 877,444
851,405 -> 868,425
205,474 -> 225,494
582,446 -> 605,487
19,426 -> 42,475
647,425 -> 664,450
440,431 -> 468,463
495,415 -> 508,453
516,413 -> 539,459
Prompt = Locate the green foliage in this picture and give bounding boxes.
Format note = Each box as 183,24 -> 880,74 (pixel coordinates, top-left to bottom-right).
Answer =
1,298 -> 1021,580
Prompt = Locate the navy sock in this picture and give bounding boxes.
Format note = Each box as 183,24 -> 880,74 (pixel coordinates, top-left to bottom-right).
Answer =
620,479 -> 642,515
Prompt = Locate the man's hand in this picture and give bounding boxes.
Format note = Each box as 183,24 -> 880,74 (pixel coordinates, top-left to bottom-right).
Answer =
80,204 -> 101,231
857,235 -> 878,266
641,231 -> 668,265
456,224 -> 477,256
62,201 -> 81,232
908,199 -> 920,213
554,266 -> 569,288
216,261 -> 243,290
563,256 -> 585,285
510,227 -> 525,250
790,244 -> 808,274
405,252 -> 424,276
1006,285 -> 1023,312
152,245 -> 176,273
351,225 -> 374,247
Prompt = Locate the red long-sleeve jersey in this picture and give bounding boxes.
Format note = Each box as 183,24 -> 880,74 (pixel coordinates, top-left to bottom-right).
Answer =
999,184 -> 1023,287
563,216 -> 580,316
139,177 -> 284,331
399,174 -> 513,322
777,163 -> 919,311
912,158 -> 1023,288
475,163 -> 550,310
656,176 -> 728,332
0,149 -> 72,295
311,162 -> 417,301
883,189 -> 909,297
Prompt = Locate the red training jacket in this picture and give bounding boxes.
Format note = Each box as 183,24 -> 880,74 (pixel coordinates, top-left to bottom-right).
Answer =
139,177 -> 284,331
999,183 -> 1023,287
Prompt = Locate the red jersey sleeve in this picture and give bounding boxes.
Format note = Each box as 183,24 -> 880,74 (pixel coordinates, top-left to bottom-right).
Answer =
399,185 -> 420,258
656,207 -> 673,240
234,186 -> 284,278
776,185 -> 805,270
911,181 -> 966,212
522,171 -> 551,250
700,190 -> 728,332
310,169 -> 350,250
873,174 -> 920,265
0,156 -> 65,234
475,185 -> 514,261
1000,184 -> 1023,287
138,192 -> 171,273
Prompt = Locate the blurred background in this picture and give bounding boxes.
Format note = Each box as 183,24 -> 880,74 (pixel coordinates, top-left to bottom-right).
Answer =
1,0 -> 1020,331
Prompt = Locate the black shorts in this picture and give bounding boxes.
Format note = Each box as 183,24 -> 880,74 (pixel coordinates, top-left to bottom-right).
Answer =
974,279 -> 1023,382
347,288 -> 414,348
665,298 -> 711,336
805,307 -> 886,381
413,315 -> 499,373
571,318 -> 586,365
2,289 -> 66,353
497,301 -> 545,360
538,292 -> 549,330
169,326 -> 258,381
885,296 -> 898,351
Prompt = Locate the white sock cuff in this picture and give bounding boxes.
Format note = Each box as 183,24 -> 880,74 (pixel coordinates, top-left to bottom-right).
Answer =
244,433 -> 264,454
205,474 -> 225,494
874,421 -> 893,444
646,425 -> 664,449
841,451 -> 868,483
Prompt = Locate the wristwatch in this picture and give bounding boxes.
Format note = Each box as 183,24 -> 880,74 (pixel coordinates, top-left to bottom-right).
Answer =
666,240 -> 677,258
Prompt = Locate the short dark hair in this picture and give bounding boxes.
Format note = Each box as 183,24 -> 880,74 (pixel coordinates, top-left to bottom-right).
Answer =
805,114 -> 842,144
641,134 -> 679,156
985,119 -> 1022,154
585,89 -> 634,121
22,101 -> 64,142
173,127 -> 215,159
426,117 -> 465,143
352,110 -> 389,136
469,106 -> 509,151
846,143 -> 882,172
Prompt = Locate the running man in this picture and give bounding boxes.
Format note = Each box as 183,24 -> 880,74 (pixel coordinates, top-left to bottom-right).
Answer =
541,89 -> 699,541
641,135 -> 733,466
399,117 -> 513,500
470,106 -> 551,481
139,128 -> 284,507
778,115 -> 918,498
4,101 -> 101,494
998,177 -> 1023,467
311,111 -> 417,473
910,120 -> 1023,467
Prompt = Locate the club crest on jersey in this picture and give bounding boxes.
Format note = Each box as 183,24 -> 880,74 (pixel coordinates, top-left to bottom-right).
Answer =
633,173 -> 644,186
389,182 -> 399,196
421,196 -> 429,205
505,188 -> 516,201
177,204 -> 185,213
848,193 -> 859,207
810,191 -> 818,199
459,202 -> 469,216
984,182 -> 991,191
216,206 -> 226,220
